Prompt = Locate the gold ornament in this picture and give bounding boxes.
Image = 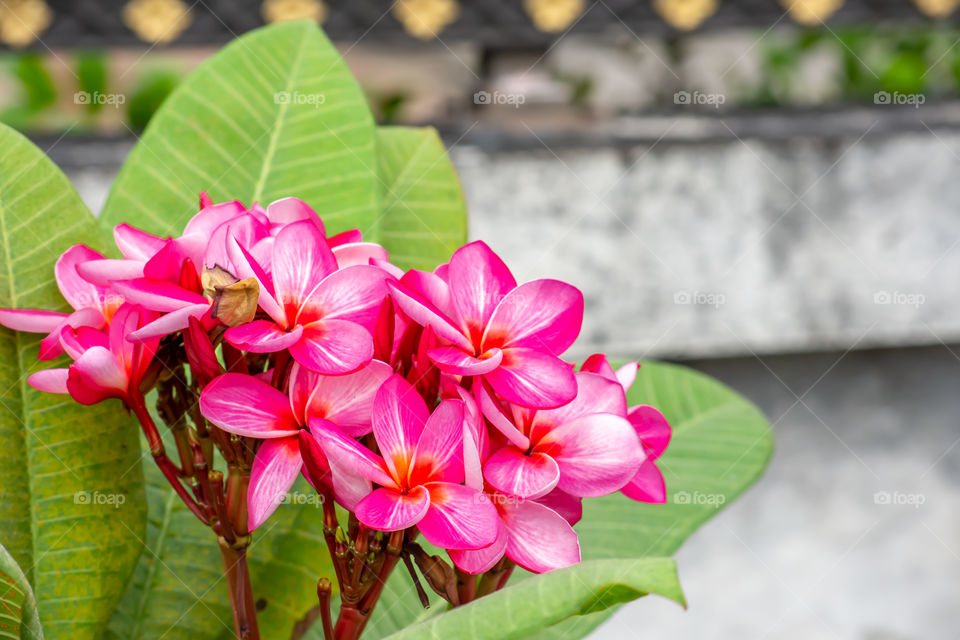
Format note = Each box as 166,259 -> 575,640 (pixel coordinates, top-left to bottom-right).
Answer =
653,0 -> 718,30
0,0 -> 53,48
393,0 -> 460,39
122,0 -> 193,44
913,0 -> 960,17
781,0 -> 843,25
524,0 -> 585,33
262,0 -> 327,24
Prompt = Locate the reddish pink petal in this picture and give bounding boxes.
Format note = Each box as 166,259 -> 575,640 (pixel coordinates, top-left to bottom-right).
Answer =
40,307 -> 106,361
502,499 -> 580,573
301,265 -> 389,329
410,399 -> 465,485
428,346 -> 503,376
200,373 -> 299,437
114,223 -> 165,260
372,375 -> 429,481
112,279 -> 206,312
226,234 -> 283,323
483,447 -> 560,499
272,220 -> 337,310
247,437 -> 303,531
387,280 -> 472,352
225,320 -> 303,353
266,197 -> 324,233
0,309 -> 68,333
484,279 -> 583,355
357,486 -> 430,532
474,381 -> 529,449
184,200 -> 246,237
328,229 -> 362,247
448,241 -> 517,341
531,372 -> 627,438
55,245 -> 107,311
483,347 -> 577,409
288,319 -> 373,374
333,242 -> 389,268
538,413 -> 644,498
128,303 -> 210,342
580,353 -> 615,379
304,360 -> 392,436
28,368 -> 69,394
616,362 -> 639,391
308,417 -> 394,488
204,213 -> 270,272
628,405 -> 672,459
76,259 -> 145,287
621,460 -> 666,504
67,346 -> 127,404
451,384 -> 486,490
419,483 -> 499,550
449,520 -> 508,574
59,325 -> 108,360
535,489 -> 582,526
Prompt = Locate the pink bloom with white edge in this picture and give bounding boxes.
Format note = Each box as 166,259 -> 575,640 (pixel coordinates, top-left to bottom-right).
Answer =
28,303 -> 159,406
0,245 -> 125,360
479,370 -> 645,500
388,241 -> 583,409
199,360 -> 391,530
312,375 -> 499,550
224,219 -> 391,374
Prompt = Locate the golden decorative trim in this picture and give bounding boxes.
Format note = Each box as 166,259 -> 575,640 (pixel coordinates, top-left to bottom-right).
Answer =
393,0 -> 460,40
781,0 -> 844,25
524,0 -> 585,33
653,0 -> 718,30
913,0 -> 960,17
122,0 -> 193,44
0,0 -> 53,48
262,0 -> 327,24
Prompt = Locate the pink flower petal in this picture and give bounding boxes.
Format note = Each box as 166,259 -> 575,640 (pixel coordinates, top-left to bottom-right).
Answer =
372,375 -> 429,481
266,197 -> 324,233
200,373 -> 299,437
628,405 -> 672,459
183,200 -> 246,237
272,220 -> 337,310
537,413 -> 644,498
474,381 -> 529,449
502,499 -> 580,573
225,320 -> 303,353
534,489 -> 582,526
55,245 -> 107,311
483,447 -> 560,499
621,460 -> 667,504
28,368 -> 69,394
580,353 -> 616,379
301,265 -> 389,329
114,223 -> 166,260
0,309 -> 68,333
226,233 -> 283,323
59,325 -> 108,360
451,384 -> 485,490
448,241 -> 517,340
112,279 -> 207,312
428,346 -> 503,376
356,485 -> 430,531
483,347 -> 577,409
400,269 -> 454,318
531,372 -> 627,437
308,417 -> 394,488
410,399 -> 465,485
67,346 -> 127,405
484,279 -> 583,355
448,520 -> 508,574
616,362 -> 639,391
247,436 -> 303,531
288,319 -> 373,374
328,229 -> 362,247
76,259 -> 146,287
387,280 -> 472,352
333,242 -> 389,268
419,482 -> 499,550
128,303 -> 210,342
304,360 -> 393,437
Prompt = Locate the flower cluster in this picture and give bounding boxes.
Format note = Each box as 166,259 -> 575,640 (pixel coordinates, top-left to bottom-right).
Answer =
0,193 -> 671,581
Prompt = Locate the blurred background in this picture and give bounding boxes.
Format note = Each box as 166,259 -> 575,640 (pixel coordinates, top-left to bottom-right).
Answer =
2,0 -> 956,638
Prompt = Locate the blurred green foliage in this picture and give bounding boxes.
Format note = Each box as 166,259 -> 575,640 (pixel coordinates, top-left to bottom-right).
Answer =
75,52 -> 108,115
126,69 -> 180,131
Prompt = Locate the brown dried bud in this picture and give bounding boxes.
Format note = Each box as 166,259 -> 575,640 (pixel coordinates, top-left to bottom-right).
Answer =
203,266 -> 259,327
410,543 -> 460,606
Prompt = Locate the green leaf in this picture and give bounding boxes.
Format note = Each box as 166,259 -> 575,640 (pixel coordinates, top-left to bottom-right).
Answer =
0,540 -> 43,640
106,443 -> 335,640
0,123 -> 146,639
380,558 -> 683,640
363,360 -> 771,639
101,20 -> 379,239
376,127 -> 467,271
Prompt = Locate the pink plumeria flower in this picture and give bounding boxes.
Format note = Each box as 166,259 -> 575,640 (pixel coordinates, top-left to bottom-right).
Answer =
0,245 -> 126,360
449,489 -> 581,575
388,241 -> 583,409
580,354 -> 672,504
224,219 -> 391,375
199,360 -> 391,530
28,304 -> 159,406
479,370 -> 644,500
312,375 -> 499,550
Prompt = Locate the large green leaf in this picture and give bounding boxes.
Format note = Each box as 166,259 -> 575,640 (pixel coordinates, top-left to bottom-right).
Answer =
362,360 -> 772,639
101,20 -> 379,239
0,123 -> 146,639
0,540 -> 43,640
375,127 -> 467,271
106,442 -> 334,640
380,558 -> 683,640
